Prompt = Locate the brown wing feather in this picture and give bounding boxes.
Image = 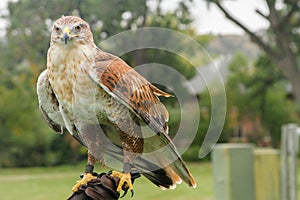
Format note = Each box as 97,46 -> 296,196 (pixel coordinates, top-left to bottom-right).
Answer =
90,50 -> 171,134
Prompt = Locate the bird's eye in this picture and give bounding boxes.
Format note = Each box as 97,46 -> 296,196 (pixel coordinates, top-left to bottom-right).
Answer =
74,25 -> 81,33
54,26 -> 60,32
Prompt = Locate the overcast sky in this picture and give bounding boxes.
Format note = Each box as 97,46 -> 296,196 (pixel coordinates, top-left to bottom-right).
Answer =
0,0 -> 269,35
192,0 -> 269,34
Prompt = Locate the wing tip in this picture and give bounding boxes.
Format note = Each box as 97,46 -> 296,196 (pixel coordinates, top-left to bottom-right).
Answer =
187,169 -> 197,188
152,85 -> 173,98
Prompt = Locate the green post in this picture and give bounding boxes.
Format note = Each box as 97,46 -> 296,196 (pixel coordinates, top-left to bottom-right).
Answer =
253,148 -> 280,200
281,124 -> 299,200
212,144 -> 255,200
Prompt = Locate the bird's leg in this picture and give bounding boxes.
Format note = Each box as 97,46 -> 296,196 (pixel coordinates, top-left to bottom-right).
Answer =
110,120 -> 143,196
86,152 -> 96,173
71,152 -> 97,192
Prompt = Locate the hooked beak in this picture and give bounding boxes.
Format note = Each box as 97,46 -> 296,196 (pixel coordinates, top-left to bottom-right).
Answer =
62,27 -> 71,45
63,33 -> 70,45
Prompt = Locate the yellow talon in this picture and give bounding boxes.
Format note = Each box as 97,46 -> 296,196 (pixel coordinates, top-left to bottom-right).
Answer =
71,173 -> 97,192
111,171 -> 133,193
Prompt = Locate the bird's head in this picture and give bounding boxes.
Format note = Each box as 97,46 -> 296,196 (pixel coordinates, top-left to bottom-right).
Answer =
50,15 -> 94,46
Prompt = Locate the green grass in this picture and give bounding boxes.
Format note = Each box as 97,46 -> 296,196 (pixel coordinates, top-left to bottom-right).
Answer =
0,162 -> 212,200
2,161 -> 300,200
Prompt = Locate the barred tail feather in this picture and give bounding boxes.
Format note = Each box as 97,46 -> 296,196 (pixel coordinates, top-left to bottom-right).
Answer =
103,134 -> 196,189
167,157 -> 197,188
135,155 -> 197,189
105,146 -> 196,189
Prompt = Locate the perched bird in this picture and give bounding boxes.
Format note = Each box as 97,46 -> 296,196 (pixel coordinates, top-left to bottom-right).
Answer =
37,15 -> 196,195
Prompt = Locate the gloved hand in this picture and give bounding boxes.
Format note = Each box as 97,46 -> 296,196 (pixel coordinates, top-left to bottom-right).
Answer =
67,171 -> 140,200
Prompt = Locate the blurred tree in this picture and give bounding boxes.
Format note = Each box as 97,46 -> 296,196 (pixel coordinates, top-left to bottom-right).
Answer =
0,63 -> 49,166
207,0 -> 300,109
224,53 -> 298,147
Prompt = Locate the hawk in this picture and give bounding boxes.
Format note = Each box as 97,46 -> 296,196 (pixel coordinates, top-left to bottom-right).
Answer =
37,15 -> 196,195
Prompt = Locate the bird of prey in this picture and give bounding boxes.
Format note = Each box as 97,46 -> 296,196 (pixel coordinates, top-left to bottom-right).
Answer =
37,15 -> 196,195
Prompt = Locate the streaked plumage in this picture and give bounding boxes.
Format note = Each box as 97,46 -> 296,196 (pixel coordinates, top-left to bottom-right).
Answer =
37,15 -> 196,192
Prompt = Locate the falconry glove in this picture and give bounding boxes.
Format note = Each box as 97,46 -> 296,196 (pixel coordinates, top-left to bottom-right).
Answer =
67,171 -> 140,200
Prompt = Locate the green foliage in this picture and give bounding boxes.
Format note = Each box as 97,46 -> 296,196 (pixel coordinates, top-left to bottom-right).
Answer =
0,65 -> 47,166
224,53 -> 299,147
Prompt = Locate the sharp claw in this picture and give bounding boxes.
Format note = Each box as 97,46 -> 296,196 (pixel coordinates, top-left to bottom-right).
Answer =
120,188 -> 134,198
120,190 -> 127,198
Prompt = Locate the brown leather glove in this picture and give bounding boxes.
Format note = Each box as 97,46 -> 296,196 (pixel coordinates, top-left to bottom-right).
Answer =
67,171 -> 140,200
